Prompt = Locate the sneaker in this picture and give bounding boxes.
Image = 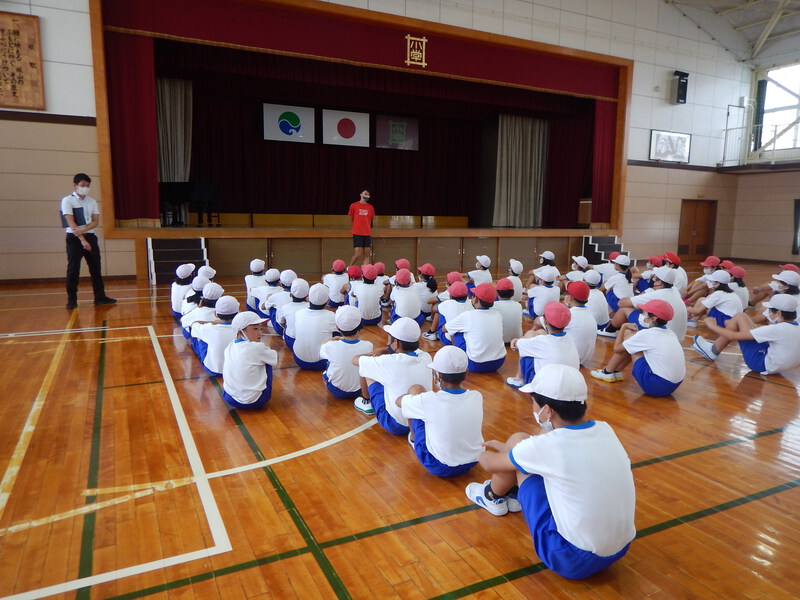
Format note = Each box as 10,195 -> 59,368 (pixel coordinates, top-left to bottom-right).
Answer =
407,431 -> 415,447
380,300 -> 392,308
422,331 -> 439,341
465,481 -> 508,516
65,301 -> 77,309
597,327 -> 618,338
506,376 -> 524,388
505,494 -> 522,513
94,297 -> 117,305
692,335 -> 717,361
591,369 -> 623,383
686,318 -> 698,328
425,315 -> 433,322
353,396 -> 375,415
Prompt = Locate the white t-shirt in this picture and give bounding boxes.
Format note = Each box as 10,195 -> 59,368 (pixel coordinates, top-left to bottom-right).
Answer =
565,306 -> 597,366
437,298 -> 473,340
592,262 -> 617,285
445,308 -> 507,363
701,290 -> 744,318
245,274 -> 266,308
516,332 -> 580,373
254,283 -> 283,311
587,288 -> 610,326
673,267 -> 688,294
622,326 -> 685,382
264,289 -> 291,312
467,269 -> 492,285
293,308 -> 337,362
414,281 -> 437,313
391,285 -> 421,319
729,282 -> 749,312
191,321 -> 236,374
322,273 -> 349,304
493,300 -> 523,343
509,421 -> 636,556
750,322 -> 800,374
171,282 -> 191,314
507,275 -> 525,302
181,305 -> 217,334
631,286 -> 687,340
358,351 -> 433,426
61,192 -> 98,234
222,339 -> 278,404
400,389 -> 484,467
320,338 -> 374,393
526,284 -> 560,317
351,281 -> 384,321
277,301 -> 308,338
603,272 -> 633,300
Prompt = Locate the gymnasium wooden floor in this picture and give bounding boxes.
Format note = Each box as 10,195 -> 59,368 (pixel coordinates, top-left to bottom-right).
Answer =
1,263 -> 799,600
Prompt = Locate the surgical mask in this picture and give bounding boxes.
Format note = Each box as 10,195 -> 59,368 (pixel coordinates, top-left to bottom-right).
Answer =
646,262 -> 653,269
571,264 -> 578,271
707,281 -> 718,289
540,318 -> 548,334
638,314 -> 652,328
76,186 -> 90,196
418,274 -> 425,282
767,312 -> 780,324
769,281 -> 783,291
534,406 -> 553,432
386,343 -> 395,354
703,268 -> 713,275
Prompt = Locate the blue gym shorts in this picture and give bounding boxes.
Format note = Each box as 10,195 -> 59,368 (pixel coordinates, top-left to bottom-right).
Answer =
409,419 -> 476,478
632,357 -> 681,397
222,366 -> 273,409
322,372 -> 360,399
738,339 -> 768,373
368,381 -> 409,436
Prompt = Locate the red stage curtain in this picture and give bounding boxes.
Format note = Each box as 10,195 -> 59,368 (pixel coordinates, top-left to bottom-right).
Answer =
104,31 -> 160,221
592,100 -> 617,223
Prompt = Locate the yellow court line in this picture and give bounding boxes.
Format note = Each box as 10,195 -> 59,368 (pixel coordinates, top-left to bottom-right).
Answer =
0,310 -> 78,520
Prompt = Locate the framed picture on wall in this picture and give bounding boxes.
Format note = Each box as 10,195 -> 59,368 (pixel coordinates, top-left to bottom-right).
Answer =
649,130 -> 691,163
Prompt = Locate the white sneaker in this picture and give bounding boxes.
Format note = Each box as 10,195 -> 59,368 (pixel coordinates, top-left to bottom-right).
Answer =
506,376 -> 524,388
422,331 -> 438,341
590,369 -> 623,383
354,396 -> 375,415
425,315 -> 433,322
465,481 -> 508,516
505,490 -> 522,513
686,318 -> 698,328
597,328 -> 618,338
692,335 -> 717,361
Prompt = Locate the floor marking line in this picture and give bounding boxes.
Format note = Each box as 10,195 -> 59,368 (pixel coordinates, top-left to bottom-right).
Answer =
0,310 -> 77,520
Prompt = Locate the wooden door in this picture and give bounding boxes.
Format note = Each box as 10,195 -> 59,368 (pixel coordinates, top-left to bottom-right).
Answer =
678,200 -> 717,260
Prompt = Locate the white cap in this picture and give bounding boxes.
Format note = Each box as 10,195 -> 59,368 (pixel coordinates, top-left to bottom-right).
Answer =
537,266 -> 558,283
176,263 -> 195,279
652,265 -> 675,284
265,268 -> 280,283
640,269 -> 653,281
565,271 -> 584,282
708,270 -> 731,284
763,293 -> 798,312
539,250 -> 555,261
202,282 -> 224,300
231,311 -> 267,333
215,295 -> 239,315
383,317 -> 421,343
583,270 -> 601,286
191,276 -> 210,292
290,278 -> 309,298
773,270 -> 800,287
509,259 -> 523,275
280,269 -> 298,286
428,345 -> 468,374
519,364 -> 587,403
571,255 -> 588,269
613,254 -> 631,267
476,255 -> 491,268
250,259 -> 265,273
335,305 -> 362,331
308,283 -> 329,305
198,265 -> 216,279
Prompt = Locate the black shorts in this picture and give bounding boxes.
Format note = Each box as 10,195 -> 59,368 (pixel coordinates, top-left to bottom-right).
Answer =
353,234 -> 372,248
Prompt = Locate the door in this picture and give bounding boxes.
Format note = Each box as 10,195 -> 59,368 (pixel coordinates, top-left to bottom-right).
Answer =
678,200 -> 717,260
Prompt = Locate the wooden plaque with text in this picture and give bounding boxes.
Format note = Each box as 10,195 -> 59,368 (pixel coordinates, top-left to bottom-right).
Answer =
0,11 -> 45,110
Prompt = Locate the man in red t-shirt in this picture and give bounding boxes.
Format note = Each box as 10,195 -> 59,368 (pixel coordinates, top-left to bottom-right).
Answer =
348,189 -> 375,266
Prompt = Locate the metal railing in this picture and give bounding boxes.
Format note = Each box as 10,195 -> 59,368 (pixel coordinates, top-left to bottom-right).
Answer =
721,122 -> 800,166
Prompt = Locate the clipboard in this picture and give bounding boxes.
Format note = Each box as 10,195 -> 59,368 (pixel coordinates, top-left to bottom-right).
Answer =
60,206 -> 86,228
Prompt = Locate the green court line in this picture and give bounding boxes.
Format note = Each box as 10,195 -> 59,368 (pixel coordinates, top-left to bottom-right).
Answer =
103,380 -> 164,390
76,320 -> 108,600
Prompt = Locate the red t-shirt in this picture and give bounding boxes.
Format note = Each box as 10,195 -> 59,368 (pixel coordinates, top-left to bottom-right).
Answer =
348,201 -> 375,236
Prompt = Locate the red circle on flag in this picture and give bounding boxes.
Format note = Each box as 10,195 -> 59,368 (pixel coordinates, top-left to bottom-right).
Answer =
337,118 -> 356,139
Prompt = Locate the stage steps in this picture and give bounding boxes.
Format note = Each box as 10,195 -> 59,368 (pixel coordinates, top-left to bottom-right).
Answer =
582,235 -> 630,265
148,238 -> 207,285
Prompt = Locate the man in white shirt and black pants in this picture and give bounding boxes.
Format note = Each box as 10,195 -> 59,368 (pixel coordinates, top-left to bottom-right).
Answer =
61,173 -> 116,309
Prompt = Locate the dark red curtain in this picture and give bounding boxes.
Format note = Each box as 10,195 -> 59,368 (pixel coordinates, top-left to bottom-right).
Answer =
592,100 -> 617,223
104,31 -> 160,220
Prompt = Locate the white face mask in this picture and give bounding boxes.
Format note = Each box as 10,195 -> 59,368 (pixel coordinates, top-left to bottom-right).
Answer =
646,262 -> 653,269
703,268 -> 713,275
769,281 -> 783,291
767,312 -> 780,324
418,274 -> 425,282
76,186 -> 90,196
571,264 -> 578,271
534,406 -> 553,432
707,281 -> 718,289
638,314 -> 652,329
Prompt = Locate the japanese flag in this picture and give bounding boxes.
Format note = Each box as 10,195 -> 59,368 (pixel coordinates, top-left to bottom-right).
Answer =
322,110 -> 370,147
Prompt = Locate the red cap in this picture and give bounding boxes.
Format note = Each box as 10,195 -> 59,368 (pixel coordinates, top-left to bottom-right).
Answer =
544,301 -> 571,329
472,283 -> 497,303
395,258 -> 410,270
719,260 -> 734,270
332,259 -> 346,273
361,264 -> 377,280
728,266 -> 745,278
446,271 -> 464,285
609,251 -> 620,260
447,281 -> 469,298
640,299 -> 674,322
566,280 -> 590,301
347,265 -> 362,278
418,263 -> 435,276
663,252 -> 681,266
779,263 -> 800,273
496,277 -> 514,291
646,256 -> 664,267
374,262 -> 386,275
395,268 -> 412,285
700,256 -> 720,267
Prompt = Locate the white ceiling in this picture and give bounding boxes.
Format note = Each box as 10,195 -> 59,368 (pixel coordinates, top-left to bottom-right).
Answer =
668,0 -> 800,67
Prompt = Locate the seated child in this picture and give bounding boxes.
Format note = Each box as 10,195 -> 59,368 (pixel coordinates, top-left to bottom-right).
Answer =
526,266 -> 560,319
197,265 -> 216,281
190,295 -> 239,375
342,265 -> 362,306
320,305 -> 374,399
530,250 -> 560,283
253,268 -> 282,319
424,281 -> 473,343
181,282 -> 223,339
244,258 -> 266,312
180,275 -> 210,316
277,278 -> 309,350
322,259 -> 349,308
583,270 -> 610,329
222,312 -> 278,409
390,268 -> 423,324
563,281 -> 598,367
687,270 -> 743,327
443,283 -> 506,373
415,263 -> 438,320
350,264 -> 383,326
171,263 -> 195,319
292,283 -> 337,370
264,269 -> 296,336
466,255 -> 493,293
397,346 -> 483,477
493,278 -> 523,344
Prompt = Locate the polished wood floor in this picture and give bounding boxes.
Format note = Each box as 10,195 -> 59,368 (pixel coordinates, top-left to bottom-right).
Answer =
1,263 -> 799,600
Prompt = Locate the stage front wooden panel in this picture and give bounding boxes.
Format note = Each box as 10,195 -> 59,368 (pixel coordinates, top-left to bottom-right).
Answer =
270,238 -> 322,276
417,237 -> 462,274
462,237 -> 498,271
207,239 -> 269,278
373,237 -> 416,269
321,238 -> 356,270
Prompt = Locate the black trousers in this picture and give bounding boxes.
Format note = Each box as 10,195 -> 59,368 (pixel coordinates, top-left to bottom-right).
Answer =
66,232 -> 106,302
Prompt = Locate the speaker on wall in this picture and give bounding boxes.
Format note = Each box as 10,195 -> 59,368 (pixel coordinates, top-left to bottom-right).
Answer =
672,70 -> 689,104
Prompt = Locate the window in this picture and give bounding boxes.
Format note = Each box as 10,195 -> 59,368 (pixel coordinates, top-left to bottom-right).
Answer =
754,63 -> 800,154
